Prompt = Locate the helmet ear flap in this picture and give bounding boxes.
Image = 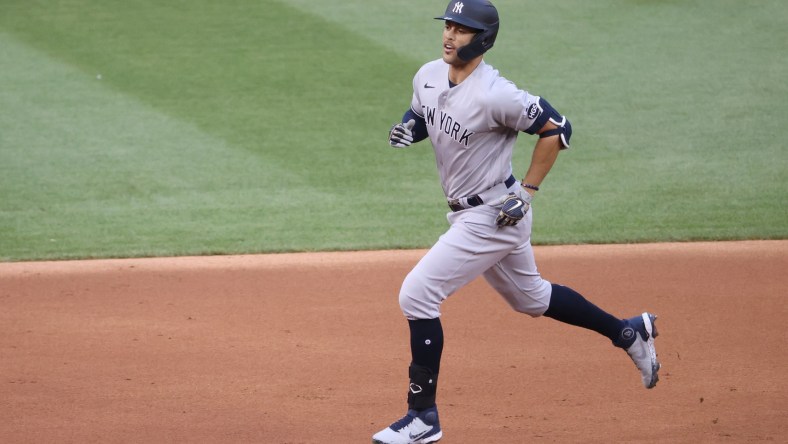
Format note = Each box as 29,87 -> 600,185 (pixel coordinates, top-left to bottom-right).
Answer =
457,26 -> 498,61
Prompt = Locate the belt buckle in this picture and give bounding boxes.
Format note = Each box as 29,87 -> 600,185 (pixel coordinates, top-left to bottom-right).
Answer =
448,198 -> 463,212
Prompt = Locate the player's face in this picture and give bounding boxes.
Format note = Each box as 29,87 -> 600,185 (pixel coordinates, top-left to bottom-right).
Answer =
441,21 -> 478,65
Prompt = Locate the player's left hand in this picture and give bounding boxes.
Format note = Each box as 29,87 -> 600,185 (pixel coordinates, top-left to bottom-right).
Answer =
495,193 -> 531,226
389,119 -> 416,148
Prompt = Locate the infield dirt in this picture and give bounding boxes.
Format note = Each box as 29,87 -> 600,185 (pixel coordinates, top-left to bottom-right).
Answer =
1,241 -> 786,443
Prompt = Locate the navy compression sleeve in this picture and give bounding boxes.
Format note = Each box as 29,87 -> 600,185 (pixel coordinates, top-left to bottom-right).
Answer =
403,109 -> 428,143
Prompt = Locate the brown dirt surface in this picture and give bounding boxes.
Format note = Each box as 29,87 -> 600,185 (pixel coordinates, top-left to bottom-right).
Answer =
1,240 -> 786,443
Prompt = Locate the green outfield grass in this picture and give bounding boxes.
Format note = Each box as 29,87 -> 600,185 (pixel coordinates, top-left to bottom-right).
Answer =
1,0 -> 786,261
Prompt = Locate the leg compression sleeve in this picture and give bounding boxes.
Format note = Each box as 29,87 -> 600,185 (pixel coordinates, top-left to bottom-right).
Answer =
543,284 -> 624,342
409,318 -> 443,373
407,318 -> 443,410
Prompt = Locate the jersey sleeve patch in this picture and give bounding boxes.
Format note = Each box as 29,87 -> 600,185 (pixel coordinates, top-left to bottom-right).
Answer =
522,96 -> 547,135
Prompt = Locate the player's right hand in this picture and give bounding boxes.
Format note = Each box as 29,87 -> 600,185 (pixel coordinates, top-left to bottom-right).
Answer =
388,119 -> 416,148
495,193 -> 531,227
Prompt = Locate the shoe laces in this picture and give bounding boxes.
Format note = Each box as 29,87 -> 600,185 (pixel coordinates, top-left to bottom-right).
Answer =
389,411 -> 418,431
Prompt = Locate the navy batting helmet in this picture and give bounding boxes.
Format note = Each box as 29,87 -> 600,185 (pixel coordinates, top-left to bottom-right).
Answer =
435,0 -> 499,61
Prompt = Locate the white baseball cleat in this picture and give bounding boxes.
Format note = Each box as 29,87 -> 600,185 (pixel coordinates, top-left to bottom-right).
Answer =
372,406 -> 442,444
620,312 -> 661,389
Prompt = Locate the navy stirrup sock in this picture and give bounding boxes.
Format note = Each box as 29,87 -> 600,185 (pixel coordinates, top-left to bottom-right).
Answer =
409,318 -> 444,373
543,284 -> 624,342
407,318 -> 444,411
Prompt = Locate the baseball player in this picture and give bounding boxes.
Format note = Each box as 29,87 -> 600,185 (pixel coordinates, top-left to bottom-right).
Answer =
372,1 -> 661,443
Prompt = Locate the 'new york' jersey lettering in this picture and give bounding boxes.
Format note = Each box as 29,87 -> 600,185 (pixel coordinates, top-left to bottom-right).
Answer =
434,109 -> 475,146
410,60 -> 542,199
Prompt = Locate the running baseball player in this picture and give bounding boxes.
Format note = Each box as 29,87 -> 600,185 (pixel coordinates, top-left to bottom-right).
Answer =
372,1 -> 661,443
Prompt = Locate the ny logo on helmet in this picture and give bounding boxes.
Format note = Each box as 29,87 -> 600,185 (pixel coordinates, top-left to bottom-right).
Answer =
452,2 -> 464,14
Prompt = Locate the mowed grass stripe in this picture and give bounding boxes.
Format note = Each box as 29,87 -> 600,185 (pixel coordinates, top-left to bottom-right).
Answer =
0,32 -> 322,260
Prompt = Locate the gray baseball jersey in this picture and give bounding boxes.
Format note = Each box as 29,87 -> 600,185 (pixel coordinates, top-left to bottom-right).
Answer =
409,59 -> 542,200
398,59 -> 553,321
